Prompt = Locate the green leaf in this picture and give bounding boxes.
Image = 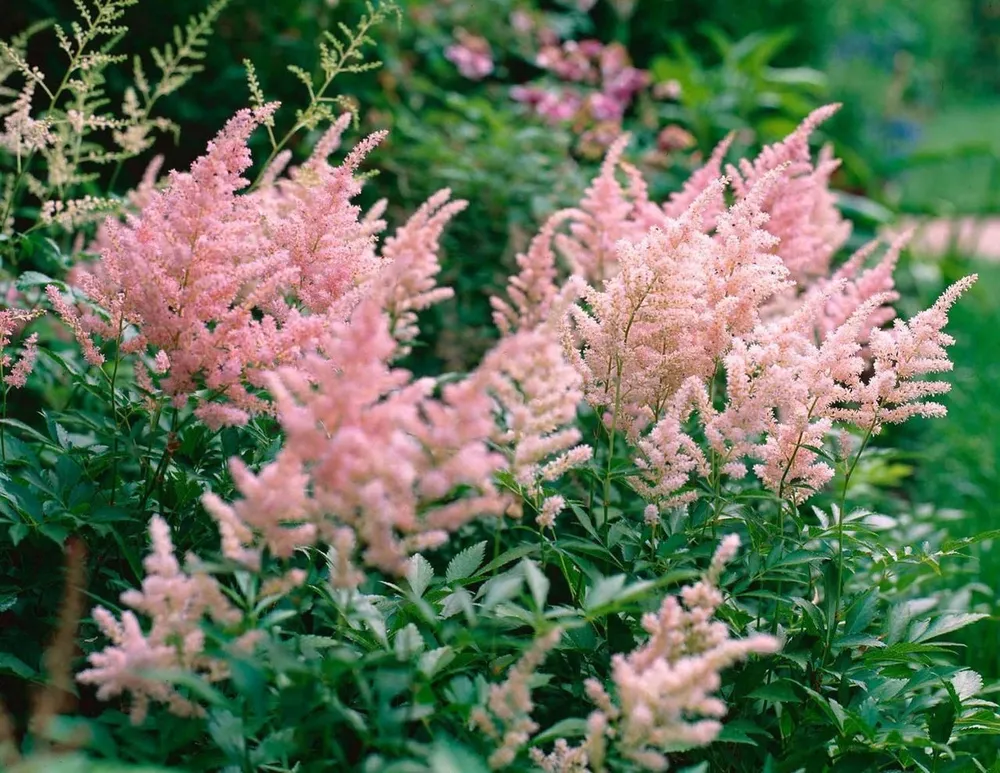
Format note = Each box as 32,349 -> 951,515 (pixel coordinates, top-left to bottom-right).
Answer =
407,554 -> 434,598
418,646 -> 454,679
446,540 -> 487,583
8,522 -> 29,546
845,589 -> 879,636
15,270 -> 56,290
522,559 -> 549,610
0,652 -> 36,679
951,669 -> 984,701
480,572 -> 524,611
394,622 -> 425,660
716,719 -> 768,745
427,739 -> 490,773
533,717 -> 589,745
479,543 -> 538,575
439,588 -> 475,620
584,574 -> 627,612
913,613 -> 988,643
748,679 -> 802,704
832,635 -> 885,652
207,709 -> 246,761
929,698 -> 957,745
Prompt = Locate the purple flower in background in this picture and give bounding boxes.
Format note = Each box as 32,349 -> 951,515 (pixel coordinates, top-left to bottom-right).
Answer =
446,30 -> 494,80
588,92 -> 625,121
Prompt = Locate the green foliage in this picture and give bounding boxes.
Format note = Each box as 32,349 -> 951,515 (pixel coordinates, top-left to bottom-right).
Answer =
0,0 -> 996,771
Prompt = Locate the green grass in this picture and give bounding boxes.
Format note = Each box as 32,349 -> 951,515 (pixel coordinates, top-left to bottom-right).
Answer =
897,101 -> 1000,214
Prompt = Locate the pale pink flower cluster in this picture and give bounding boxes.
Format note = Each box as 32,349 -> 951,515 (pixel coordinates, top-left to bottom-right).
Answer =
480,328 -> 592,525
511,38 -> 648,149
488,213 -> 594,526
564,170 -> 789,438
0,307 -> 42,389
51,106 -> 463,427
549,105 -> 975,504
369,189 -> 467,353
76,517 -> 273,724
445,30 -> 495,80
725,105 -> 851,286
0,80 -> 53,157
533,537 -> 778,772
472,626 -> 564,769
202,300 -> 508,577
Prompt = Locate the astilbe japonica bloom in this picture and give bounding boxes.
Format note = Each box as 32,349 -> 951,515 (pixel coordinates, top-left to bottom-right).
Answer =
472,626 -> 565,769
76,517 -> 255,724
77,103 -> 975,743
487,209 -> 595,526
0,307 -> 41,388
480,327 -> 592,526
202,300 -> 508,578
725,104 -> 851,287
553,104 -> 974,505
563,168 -> 791,439
51,105 -> 465,427
532,536 -> 779,772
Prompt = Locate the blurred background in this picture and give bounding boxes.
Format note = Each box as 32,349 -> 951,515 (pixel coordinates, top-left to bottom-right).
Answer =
5,0 -> 1000,718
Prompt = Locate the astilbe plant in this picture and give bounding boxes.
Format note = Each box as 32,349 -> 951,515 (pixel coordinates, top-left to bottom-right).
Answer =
48,102 -> 469,428
66,97 -> 984,773
1,8 -> 987,764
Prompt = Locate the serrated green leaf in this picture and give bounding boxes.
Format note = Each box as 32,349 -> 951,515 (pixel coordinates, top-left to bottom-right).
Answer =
480,572 -> 524,611
832,634 -> 885,652
952,669 -> 984,701
418,646 -> 454,678
446,541 -> 487,583
439,587 -> 475,620
584,574 -> 626,612
522,559 -> 549,610
394,622 -> 425,660
845,589 -> 879,636
913,613 -> 988,643
407,554 -> 434,598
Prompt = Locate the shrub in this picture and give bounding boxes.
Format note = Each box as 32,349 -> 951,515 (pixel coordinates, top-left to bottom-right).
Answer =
0,2 -> 995,772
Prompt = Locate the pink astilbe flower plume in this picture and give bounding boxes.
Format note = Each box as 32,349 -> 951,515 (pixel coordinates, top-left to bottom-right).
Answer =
555,133 -> 640,283
0,308 -> 43,388
480,327 -> 592,525
472,627 -> 564,769
77,517 -> 248,724
632,381 -> 710,512
566,170 -> 789,438
727,104 -> 851,285
535,537 -> 778,771
51,104 -> 461,428
662,132 -> 733,229
830,275 -> 978,432
808,231 -> 908,341
704,166 -> 792,339
59,104 -> 307,425
202,301 -> 508,578
370,189 -> 468,354
705,289 -> 885,500
491,208 -> 583,335
255,124 -> 388,317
